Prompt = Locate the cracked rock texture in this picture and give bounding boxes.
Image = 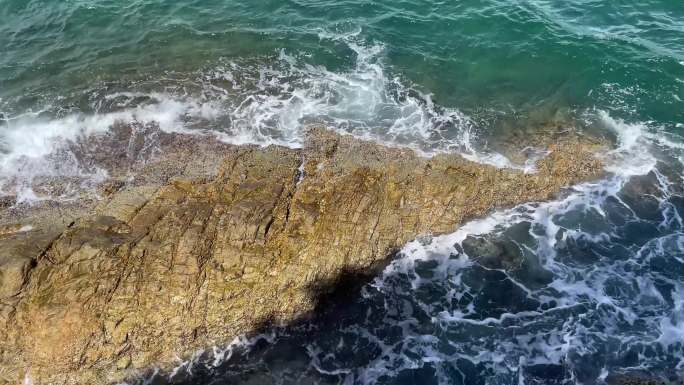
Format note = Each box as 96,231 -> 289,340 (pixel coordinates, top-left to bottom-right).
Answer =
0,127 -> 604,384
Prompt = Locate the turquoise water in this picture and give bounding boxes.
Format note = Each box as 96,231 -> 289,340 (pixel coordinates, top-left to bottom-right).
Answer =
1,0 -> 682,126
1,1 -> 684,384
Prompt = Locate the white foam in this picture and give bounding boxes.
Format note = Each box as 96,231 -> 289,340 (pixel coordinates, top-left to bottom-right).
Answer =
2,35 -> 530,201
657,284 -> 684,348
598,110 -> 657,177
0,93 -> 234,201
2,94 -> 216,163
195,33 -> 536,170
222,41 -> 477,154
19,30 -> 619,206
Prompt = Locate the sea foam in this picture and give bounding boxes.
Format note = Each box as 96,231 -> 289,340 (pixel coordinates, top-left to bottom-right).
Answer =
0,34 -> 529,202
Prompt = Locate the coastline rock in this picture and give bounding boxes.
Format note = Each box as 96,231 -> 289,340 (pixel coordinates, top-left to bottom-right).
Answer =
0,127 -> 605,385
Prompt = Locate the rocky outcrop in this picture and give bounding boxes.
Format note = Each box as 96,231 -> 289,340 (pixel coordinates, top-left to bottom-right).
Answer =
0,127 -> 605,385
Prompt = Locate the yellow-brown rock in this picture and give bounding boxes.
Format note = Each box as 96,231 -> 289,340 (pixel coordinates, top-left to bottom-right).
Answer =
0,127 -> 604,385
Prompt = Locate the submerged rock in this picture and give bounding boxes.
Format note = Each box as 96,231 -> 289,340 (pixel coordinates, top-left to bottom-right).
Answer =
606,372 -> 679,385
462,235 -> 524,270
618,171 -> 666,221
0,127 -> 604,385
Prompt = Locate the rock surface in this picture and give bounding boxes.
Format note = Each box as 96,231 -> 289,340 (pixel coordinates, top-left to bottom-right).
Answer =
0,127 -> 605,385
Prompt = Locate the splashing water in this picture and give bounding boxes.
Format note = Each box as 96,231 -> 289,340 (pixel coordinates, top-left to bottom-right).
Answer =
0,34 -> 518,202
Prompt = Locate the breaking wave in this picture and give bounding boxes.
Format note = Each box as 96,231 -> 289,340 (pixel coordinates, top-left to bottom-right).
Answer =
0,33 -> 519,202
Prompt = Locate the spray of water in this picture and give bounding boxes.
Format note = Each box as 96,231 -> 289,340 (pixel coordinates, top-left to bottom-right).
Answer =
0,33 -> 525,202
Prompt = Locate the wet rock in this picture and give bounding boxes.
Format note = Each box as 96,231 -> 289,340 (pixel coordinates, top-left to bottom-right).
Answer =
0,196 -> 16,210
461,235 -> 524,270
0,127 -> 605,385
618,172 -> 665,221
98,179 -> 126,197
486,119 -> 607,167
605,372 -> 678,385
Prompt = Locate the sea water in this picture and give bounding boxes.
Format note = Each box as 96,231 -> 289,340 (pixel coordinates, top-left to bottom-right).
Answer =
1,1 -> 683,383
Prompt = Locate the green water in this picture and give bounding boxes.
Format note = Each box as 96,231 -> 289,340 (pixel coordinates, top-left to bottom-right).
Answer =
1,0 -> 682,126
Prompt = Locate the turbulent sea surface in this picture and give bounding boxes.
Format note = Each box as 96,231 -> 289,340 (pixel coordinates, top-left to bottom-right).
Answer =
1,1 -> 684,384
